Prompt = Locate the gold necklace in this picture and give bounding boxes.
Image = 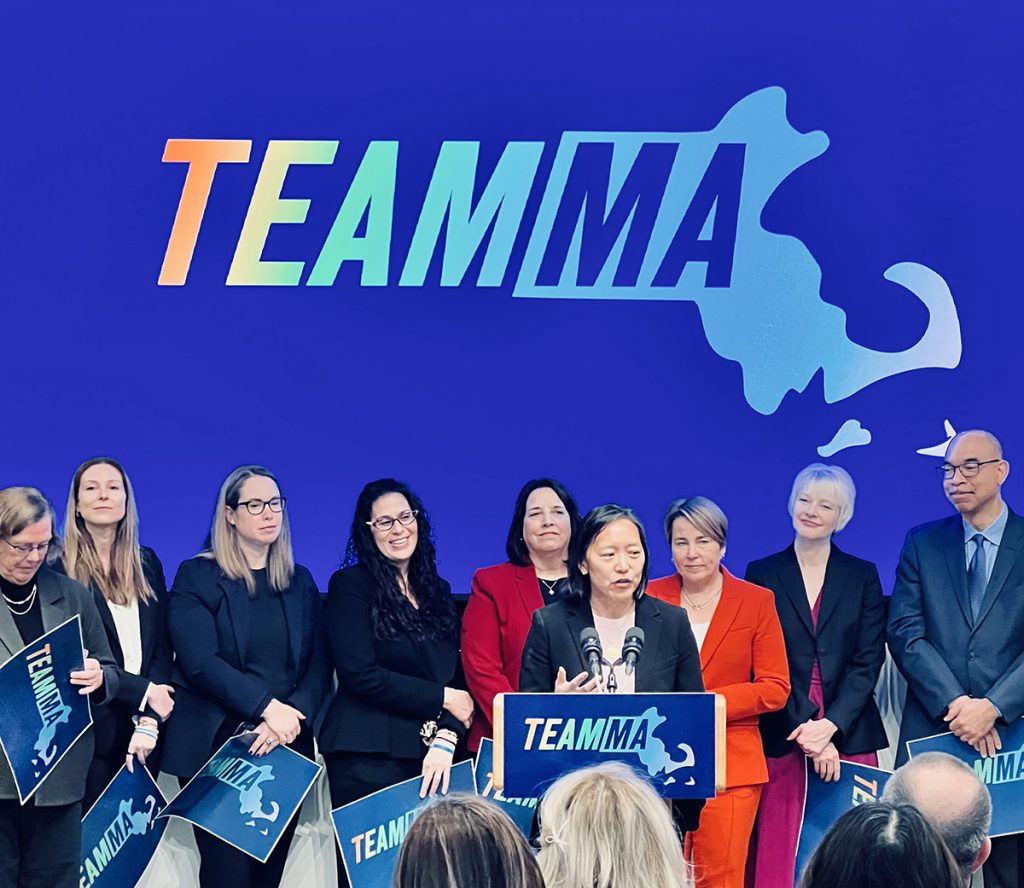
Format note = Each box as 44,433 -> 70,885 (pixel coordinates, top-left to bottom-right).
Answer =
3,583 -> 38,616
681,582 -> 722,611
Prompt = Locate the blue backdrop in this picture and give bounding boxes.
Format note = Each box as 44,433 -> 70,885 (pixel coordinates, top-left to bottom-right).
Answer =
4,2 -> 1021,596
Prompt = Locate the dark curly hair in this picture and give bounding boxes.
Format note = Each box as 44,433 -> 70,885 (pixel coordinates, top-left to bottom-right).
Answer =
343,478 -> 456,641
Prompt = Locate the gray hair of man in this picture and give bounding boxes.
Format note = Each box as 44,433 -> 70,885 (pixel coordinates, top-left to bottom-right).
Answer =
880,752 -> 992,885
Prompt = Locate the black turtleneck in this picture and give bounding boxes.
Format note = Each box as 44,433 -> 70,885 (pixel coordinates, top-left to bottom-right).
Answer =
1,574 -> 44,646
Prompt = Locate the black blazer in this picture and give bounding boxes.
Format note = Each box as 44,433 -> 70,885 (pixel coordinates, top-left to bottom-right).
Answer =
519,594 -> 704,695
0,567 -> 119,806
518,594 -> 706,832
746,544 -> 888,758
318,564 -> 466,760
162,556 -> 330,778
57,547 -> 174,763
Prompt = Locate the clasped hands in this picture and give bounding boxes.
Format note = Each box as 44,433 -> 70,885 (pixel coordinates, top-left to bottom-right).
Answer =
789,718 -> 840,782
946,695 -> 1001,757
248,699 -> 306,757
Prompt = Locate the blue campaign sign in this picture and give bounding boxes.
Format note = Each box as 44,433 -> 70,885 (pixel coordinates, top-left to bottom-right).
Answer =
795,759 -> 892,882
80,763 -> 167,888
0,616 -> 92,803
475,738 -> 537,838
495,692 -> 722,799
332,760 -> 477,888
907,718 -> 1024,838
158,734 -> 322,862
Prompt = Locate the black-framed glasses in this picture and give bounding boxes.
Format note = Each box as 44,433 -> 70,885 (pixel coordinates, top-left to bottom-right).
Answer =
937,459 -> 1002,480
4,539 -> 52,556
235,497 -> 286,516
367,510 -> 418,532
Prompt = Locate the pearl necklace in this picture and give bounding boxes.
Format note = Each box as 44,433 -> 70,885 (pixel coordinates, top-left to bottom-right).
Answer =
3,583 -> 38,616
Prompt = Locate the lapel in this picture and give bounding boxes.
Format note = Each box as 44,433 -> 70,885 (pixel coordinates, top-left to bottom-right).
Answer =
942,516 -> 973,626
561,598 -> 594,677
700,567 -> 743,670
38,567 -> 68,633
220,574 -> 252,665
279,576 -> 305,666
814,544 -> 845,635
633,595 -> 664,690
777,546 -> 814,638
0,593 -> 24,658
138,597 -> 155,668
974,509 -> 1024,630
92,586 -> 125,665
512,563 -> 544,615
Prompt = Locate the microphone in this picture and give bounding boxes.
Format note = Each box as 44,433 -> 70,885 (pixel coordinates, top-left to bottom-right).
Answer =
579,628 -> 604,681
622,627 -> 645,676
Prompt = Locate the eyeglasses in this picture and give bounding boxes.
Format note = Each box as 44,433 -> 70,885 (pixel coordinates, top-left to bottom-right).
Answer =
937,459 -> 1002,480
4,539 -> 52,556
235,497 -> 286,516
367,510 -> 418,532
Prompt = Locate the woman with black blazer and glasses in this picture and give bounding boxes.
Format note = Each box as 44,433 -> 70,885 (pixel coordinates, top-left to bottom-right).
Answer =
163,465 -> 329,888
59,457 -> 175,807
745,463 -> 888,888
319,479 -> 474,855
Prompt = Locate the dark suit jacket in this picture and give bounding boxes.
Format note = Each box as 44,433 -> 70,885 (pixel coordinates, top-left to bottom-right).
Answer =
0,566 -> 118,806
518,593 -> 706,831
746,544 -> 888,758
56,547 -> 174,765
318,564 -> 466,760
162,556 -> 330,778
461,561 -> 545,751
888,509 -> 1024,764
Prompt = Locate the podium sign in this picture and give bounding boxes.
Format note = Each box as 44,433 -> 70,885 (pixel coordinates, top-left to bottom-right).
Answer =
494,692 -> 724,799
907,718 -> 1024,838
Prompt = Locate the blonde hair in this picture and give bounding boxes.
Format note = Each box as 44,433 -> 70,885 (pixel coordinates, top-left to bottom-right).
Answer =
538,762 -> 692,888
202,465 -> 294,594
62,458 -> 154,605
392,794 -> 544,888
0,486 -> 56,541
788,463 -> 856,532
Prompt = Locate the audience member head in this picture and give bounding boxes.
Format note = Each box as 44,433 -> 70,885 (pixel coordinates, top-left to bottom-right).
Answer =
788,463 -> 856,539
0,486 -> 57,587
344,478 -> 454,640
798,801 -> 961,888
505,478 -> 580,568
63,457 -> 154,604
205,465 -> 294,594
662,496 -> 727,591
880,752 -> 992,884
942,429 -> 1008,527
568,505 -> 650,603
392,794 -> 544,888
537,762 -> 691,888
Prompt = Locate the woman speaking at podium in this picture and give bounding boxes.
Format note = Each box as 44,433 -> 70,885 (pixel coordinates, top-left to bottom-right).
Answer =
518,503 -> 706,832
648,496 -> 790,888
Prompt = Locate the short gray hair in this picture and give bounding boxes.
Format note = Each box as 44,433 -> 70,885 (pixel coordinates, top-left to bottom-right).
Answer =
881,752 -> 991,883
787,463 -> 856,532
663,496 -> 727,547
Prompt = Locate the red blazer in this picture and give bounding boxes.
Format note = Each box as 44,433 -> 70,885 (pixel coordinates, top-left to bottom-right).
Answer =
647,567 -> 790,787
461,561 -> 543,751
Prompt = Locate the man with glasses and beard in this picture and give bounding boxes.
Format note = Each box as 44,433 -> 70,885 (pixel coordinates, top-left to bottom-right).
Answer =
888,429 -> 1024,887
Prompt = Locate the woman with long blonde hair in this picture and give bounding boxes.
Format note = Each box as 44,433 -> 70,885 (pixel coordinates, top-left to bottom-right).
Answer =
61,457 -> 175,806
537,762 -> 693,888
162,465 -> 330,888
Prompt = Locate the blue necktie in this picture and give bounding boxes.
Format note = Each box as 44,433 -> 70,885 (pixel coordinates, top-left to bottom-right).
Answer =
968,532 -> 987,621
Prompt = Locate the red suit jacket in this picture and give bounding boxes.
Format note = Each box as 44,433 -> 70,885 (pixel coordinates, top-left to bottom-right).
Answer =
460,561 -> 543,751
648,567 -> 790,787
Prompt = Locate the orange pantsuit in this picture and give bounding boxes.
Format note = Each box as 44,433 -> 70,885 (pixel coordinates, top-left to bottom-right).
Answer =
648,567 -> 790,888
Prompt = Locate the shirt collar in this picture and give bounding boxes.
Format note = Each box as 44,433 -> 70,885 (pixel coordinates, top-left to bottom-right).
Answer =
963,502 -> 1009,546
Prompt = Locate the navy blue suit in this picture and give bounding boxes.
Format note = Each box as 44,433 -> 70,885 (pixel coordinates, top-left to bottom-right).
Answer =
888,509 -> 1024,888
